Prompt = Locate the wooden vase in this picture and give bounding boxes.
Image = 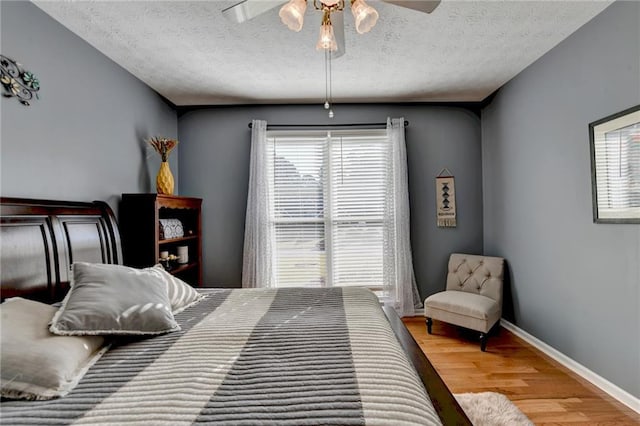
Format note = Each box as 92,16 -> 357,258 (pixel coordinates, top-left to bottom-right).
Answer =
156,161 -> 174,195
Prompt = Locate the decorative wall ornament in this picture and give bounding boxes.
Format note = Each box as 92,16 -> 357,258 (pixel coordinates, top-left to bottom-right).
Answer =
0,55 -> 40,106
436,169 -> 457,228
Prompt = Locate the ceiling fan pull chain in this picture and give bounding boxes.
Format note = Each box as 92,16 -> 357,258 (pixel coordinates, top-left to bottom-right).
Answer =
324,49 -> 330,110
328,50 -> 334,118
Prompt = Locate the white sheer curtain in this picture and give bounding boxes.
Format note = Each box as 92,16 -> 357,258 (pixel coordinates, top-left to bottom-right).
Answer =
383,117 -> 422,316
242,120 -> 274,288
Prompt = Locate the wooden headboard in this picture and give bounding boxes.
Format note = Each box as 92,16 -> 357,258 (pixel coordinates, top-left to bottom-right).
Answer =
0,197 -> 122,303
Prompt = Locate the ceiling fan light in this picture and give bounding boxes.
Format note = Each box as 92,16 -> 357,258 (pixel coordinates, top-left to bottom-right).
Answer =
279,0 -> 307,32
351,0 -> 378,34
316,14 -> 338,51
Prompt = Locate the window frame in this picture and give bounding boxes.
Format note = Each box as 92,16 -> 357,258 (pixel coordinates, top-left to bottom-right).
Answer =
265,128 -> 390,290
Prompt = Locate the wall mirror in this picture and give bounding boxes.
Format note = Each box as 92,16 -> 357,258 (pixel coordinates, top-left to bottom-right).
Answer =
589,105 -> 640,223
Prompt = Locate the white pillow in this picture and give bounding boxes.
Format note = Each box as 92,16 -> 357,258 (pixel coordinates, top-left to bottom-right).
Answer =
1,298 -> 108,400
147,264 -> 204,314
49,262 -> 179,336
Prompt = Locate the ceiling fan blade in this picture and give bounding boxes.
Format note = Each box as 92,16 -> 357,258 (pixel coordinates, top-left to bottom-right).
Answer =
382,0 -> 441,14
222,0 -> 285,24
332,12 -> 346,59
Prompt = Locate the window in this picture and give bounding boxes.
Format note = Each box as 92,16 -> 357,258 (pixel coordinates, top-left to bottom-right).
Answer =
267,130 -> 388,292
590,105 -> 640,223
244,118 -> 420,316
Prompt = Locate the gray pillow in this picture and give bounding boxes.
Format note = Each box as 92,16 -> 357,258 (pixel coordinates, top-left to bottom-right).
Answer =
49,262 -> 180,336
147,264 -> 204,314
1,298 -> 108,400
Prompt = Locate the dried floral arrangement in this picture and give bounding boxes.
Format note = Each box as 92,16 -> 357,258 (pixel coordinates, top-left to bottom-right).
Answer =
147,137 -> 178,162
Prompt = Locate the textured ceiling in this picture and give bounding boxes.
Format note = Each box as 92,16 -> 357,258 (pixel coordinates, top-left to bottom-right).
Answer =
33,0 -> 613,106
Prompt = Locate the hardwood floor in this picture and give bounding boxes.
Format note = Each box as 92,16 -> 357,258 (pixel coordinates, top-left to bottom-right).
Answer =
403,317 -> 640,425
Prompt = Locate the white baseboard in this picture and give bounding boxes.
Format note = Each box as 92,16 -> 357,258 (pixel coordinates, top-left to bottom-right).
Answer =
500,319 -> 640,414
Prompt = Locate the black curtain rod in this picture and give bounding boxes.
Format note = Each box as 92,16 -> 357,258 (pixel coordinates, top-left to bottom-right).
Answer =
248,120 -> 409,129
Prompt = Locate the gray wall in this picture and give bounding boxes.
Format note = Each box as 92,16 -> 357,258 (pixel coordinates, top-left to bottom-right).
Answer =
178,104 -> 483,298
0,1 -> 177,214
482,1 -> 639,397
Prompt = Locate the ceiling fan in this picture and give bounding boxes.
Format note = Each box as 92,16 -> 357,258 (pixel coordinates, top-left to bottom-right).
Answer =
223,0 -> 441,58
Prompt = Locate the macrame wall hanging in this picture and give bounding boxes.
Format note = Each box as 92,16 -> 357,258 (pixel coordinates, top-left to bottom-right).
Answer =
436,169 -> 457,228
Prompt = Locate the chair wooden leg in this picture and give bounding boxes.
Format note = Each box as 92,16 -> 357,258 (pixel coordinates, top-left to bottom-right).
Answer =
480,332 -> 488,352
426,317 -> 433,334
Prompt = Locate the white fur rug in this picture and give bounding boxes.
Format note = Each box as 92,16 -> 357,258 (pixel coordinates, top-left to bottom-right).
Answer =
454,392 -> 534,426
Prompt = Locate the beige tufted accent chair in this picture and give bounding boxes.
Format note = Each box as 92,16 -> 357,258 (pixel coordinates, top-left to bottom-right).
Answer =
424,253 -> 505,351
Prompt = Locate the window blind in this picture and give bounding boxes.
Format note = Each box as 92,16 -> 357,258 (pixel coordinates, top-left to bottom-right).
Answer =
266,130 -> 389,289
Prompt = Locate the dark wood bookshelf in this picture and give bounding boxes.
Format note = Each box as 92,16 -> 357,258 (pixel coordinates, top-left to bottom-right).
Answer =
119,194 -> 202,286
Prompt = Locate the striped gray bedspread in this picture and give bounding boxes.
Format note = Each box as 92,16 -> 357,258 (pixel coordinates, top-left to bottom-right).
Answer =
1,287 -> 442,425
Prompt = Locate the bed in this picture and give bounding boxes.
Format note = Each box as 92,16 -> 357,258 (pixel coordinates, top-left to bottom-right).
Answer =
0,197 -> 471,425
